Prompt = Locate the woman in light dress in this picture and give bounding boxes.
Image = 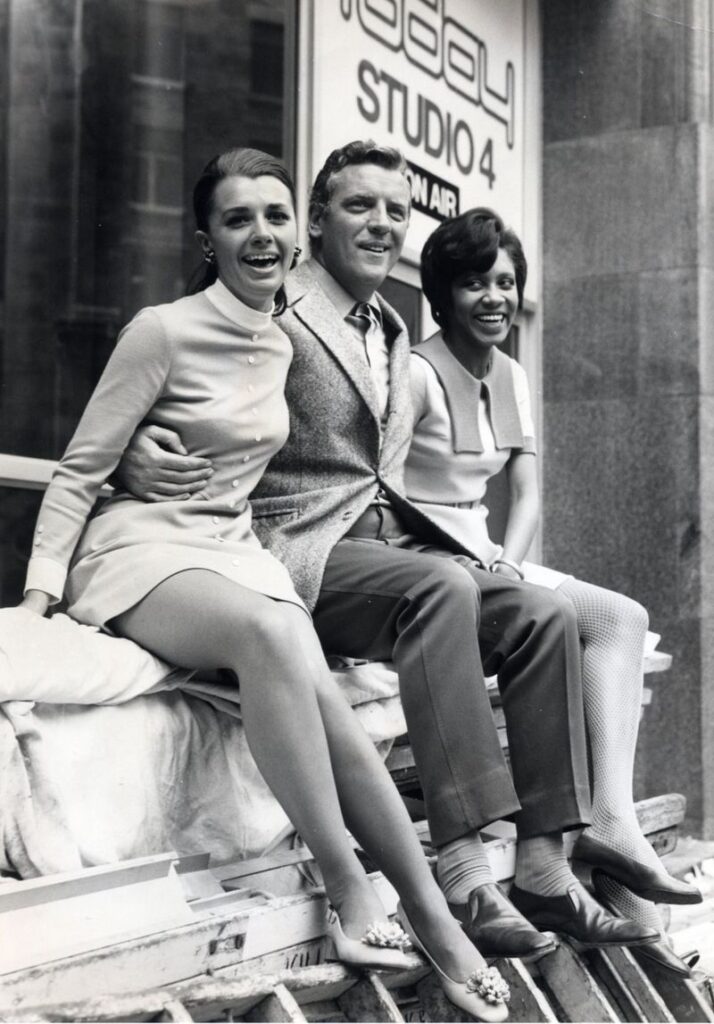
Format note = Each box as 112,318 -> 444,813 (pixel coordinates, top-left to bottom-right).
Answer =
18,150 -> 510,1021
405,207 -> 700,963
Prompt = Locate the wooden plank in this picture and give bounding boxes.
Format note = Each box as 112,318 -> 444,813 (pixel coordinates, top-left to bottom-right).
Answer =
0,910 -> 244,1011
243,984 -> 307,1023
596,947 -> 675,1022
414,973 -> 475,1023
174,971 -> 361,1021
212,938 -> 329,979
336,973 -> 404,1022
635,794 -> 687,834
632,948 -> 714,1023
644,649 -> 673,673
535,943 -> 619,1023
157,999 -> 195,1022
0,854 -> 195,976
491,958 -> 557,1023
8,991 -> 170,1023
0,853 -> 184,913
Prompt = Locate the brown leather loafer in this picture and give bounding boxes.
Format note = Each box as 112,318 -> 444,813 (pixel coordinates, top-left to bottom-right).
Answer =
509,882 -> 659,948
449,883 -> 557,961
574,833 -> 703,905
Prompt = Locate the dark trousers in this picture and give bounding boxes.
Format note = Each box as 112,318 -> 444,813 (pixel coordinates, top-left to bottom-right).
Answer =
313,537 -> 591,846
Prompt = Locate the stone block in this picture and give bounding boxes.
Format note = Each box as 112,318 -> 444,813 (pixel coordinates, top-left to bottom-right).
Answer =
543,268 -> 701,403
543,1 -> 642,143
543,0 -> 707,143
544,126 -> 700,281
542,394 -> 700,625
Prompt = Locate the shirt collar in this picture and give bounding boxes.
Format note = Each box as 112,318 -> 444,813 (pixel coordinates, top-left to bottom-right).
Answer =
307,257 -> 379,320
204,278 -> 274,332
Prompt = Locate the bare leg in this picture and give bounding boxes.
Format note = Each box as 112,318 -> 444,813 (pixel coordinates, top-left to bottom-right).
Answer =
304,634 -> 492,977
115,570 -> 381,938
116,570 -> 485,978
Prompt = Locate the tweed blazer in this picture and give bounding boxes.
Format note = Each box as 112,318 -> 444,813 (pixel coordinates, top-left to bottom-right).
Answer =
250,261 -> 475,609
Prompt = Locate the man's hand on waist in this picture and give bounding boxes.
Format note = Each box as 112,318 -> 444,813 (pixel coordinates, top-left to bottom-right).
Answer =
115,424 -> 213,502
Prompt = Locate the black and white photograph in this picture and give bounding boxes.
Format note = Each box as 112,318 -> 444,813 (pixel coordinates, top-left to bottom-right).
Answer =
0,1 -> 712,1021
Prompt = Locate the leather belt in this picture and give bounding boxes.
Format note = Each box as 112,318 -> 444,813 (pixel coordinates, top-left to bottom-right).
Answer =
345,504 -> 407,540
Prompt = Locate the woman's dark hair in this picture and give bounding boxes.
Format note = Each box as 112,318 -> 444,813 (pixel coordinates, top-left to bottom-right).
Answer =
421,207 -> 527,328
187,147 -> 296,315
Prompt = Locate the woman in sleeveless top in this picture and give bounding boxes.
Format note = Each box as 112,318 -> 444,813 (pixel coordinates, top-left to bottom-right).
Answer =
405,208 -> 700,953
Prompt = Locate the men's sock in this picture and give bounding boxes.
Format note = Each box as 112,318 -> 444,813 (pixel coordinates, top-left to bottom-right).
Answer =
515,832 -> 576,897
436,829 -> 495,904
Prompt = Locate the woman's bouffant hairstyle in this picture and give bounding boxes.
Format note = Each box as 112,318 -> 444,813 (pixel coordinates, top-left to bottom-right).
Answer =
187,147 -> 296,315
421,207 -> 527,329
308,140 -> 408,253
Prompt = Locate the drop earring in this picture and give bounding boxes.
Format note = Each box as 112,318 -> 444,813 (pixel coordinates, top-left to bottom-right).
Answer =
290,245 -> 303,270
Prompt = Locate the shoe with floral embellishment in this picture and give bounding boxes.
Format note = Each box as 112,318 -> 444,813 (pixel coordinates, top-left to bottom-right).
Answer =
397,902 -> 510,1022
324,904 -> 413,970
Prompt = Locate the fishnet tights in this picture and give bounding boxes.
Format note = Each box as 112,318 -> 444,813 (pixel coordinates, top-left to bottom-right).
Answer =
558,577 -> 666,932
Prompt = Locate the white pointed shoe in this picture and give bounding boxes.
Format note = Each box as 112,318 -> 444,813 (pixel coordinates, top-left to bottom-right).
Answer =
324,904 -> 413,971
397,902 -> 510,1022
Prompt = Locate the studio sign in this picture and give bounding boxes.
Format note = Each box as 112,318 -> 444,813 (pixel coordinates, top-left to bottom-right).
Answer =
341,0 -> 516,190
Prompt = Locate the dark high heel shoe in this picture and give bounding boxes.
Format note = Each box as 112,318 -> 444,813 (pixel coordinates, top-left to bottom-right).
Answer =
508,882 -> 659,948
591,869 -> 698,977
324,905 -> 413,971
574,833 -> 703,905
397,902 -> 510,1022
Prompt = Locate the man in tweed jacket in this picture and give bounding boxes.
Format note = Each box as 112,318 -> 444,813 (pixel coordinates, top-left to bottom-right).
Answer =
119,142 -> 649,955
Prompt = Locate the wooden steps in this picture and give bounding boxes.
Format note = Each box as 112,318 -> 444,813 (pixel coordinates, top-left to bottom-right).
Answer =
1,793 -> 710,1023
6,939 -> 714,1022
3,647 -> 706,1022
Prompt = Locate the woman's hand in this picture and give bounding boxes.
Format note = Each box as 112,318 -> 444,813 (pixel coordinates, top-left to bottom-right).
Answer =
114,424 -> 213,502
19,590 -> 51,616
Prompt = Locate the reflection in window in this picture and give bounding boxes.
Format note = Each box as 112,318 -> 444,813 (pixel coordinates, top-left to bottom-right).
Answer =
0,0 -> 290,461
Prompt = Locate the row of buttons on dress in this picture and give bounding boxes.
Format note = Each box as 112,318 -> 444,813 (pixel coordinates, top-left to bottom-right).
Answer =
33,524 -> 45,547
218,332 -> 262,547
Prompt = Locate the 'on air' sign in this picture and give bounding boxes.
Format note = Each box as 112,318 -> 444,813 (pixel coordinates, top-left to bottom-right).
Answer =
310,0 -> 532,256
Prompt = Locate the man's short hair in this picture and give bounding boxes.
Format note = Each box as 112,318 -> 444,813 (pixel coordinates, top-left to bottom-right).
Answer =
308,140 -> 408,253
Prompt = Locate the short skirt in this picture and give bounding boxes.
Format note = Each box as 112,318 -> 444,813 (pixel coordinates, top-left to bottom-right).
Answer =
64,499 -> 306,629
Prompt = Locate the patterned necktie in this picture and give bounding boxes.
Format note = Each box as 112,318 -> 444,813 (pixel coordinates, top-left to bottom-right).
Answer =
345,301 -> 382,338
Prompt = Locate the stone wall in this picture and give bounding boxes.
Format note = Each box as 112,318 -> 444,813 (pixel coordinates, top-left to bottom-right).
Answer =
541,0 -> 714,835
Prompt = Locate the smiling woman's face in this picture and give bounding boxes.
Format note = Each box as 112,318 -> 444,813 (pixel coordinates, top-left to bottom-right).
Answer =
196,174 -> 296,311
448,247 -> 519,350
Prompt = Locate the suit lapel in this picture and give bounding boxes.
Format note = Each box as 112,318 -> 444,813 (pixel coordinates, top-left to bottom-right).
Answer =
378,296 -> 412,463
286,264 -> 382,423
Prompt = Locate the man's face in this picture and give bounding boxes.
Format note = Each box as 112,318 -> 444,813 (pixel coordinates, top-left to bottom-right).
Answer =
309,163 -> 411,300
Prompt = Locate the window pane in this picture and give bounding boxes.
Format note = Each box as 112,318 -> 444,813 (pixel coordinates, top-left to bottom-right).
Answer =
0,0 -> 290,460
382,277 -> 421,348
0,489 -> 45,605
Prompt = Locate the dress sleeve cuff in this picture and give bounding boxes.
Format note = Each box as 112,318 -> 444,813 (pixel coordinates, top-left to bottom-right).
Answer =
520,436 -> 537,455
24,557 -> 67,605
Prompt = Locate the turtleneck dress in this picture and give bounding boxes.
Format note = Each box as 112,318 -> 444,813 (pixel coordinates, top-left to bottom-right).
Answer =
24,279 -> 305,628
